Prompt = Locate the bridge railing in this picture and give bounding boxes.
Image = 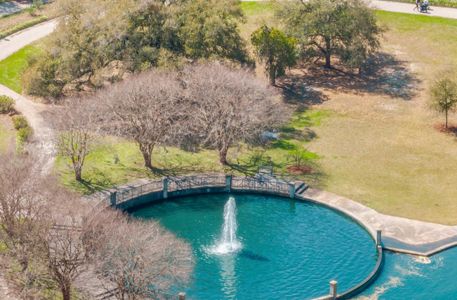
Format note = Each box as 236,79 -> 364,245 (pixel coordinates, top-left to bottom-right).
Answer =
115,180 -> 163,204
93,174 -> 295,208
231,176 -> 291,196
168,174 -> 227,192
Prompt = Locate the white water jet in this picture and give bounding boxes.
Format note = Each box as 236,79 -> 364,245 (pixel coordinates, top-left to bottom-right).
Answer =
207,197 -> 242,255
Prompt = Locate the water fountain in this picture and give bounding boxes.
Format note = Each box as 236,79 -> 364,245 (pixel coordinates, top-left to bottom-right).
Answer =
208,196 -> 242,255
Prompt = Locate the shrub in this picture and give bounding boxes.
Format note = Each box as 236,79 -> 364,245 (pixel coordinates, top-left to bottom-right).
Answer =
0,96 -> 15,114
22,54 -> 65,98
17,127 -> 33,144
12,115 -> 28,130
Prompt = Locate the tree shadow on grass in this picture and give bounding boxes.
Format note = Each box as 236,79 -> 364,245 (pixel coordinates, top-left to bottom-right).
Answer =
277,72 -> 329,107
70,168 -> 116,195
278,52 -> 420,105
150,160 -> 221,177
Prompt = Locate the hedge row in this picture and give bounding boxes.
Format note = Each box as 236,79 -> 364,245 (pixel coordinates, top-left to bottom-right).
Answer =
0,16 -> 48,40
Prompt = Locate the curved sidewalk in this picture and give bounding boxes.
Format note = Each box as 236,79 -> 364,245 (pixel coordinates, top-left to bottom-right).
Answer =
371,0 -> 457,19
242,0 -> 457,19
0,19 -> 58,61
299,188 -> 457,256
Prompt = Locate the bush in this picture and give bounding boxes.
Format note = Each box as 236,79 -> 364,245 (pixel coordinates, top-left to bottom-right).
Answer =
0,96 -> 15,114
17,126 -> 33,144
12,115 -> 28,130
22,54 -> 65,98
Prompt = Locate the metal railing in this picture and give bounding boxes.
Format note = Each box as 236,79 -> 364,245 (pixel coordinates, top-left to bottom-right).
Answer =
115,180 -> 163,204
92,174 -> 295,209
168,174 -> 226,192
231,176 -> 291,196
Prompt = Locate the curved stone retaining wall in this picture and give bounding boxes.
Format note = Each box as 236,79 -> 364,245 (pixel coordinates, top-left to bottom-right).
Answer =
93,173 -> 382,299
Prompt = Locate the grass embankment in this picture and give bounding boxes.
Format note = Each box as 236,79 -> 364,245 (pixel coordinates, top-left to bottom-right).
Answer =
55,110 -> 326,195
0,44 -> 42,93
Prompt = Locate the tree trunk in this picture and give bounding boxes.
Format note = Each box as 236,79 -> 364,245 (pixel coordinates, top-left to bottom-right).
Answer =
324,37 -> 332,68
446,109 -> 449,129
139,143 -> 154,169
324,53 -> 331,69
219,146 -> 229,165
141,150 -> 153,169
74,166 -> 82,182
269,66 -> 276,86
61,283 -> 71,300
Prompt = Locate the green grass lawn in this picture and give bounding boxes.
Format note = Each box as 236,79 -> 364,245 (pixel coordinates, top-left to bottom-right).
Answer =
0,44 -> 42,93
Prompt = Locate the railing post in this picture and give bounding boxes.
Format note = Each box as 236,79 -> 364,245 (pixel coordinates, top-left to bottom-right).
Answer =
225,174 -> 232,192
110,191 -> 117,207
376,229 -> 382,247
162,178 -> 169,199
178,292 -> 186,300
288,183 -> 295,198
329,280 -> 337,300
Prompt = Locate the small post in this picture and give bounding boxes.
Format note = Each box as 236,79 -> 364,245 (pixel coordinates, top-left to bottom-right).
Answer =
376,229 -> 382,247
225,174 -> 233,192
288,183 -> 295,198
329,280 -> 337,300
110,191 -> 117,207
178,292 -> 186,300
162,178 -> 169,199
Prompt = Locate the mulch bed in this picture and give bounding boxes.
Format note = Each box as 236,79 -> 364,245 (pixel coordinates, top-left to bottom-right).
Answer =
286,165 -> 313,175
433,123 -> 457,136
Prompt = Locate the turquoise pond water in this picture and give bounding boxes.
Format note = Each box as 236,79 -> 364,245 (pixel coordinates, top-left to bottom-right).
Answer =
131,193 -> 378,299
358,248 -> 457,300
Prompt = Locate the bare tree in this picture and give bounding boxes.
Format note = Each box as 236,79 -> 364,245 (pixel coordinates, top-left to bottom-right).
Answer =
51,97 -> 98,182
46,225 -> 86,300
182,63 -> 288,165
44,192 -> 93,300
96,70 -> 187,169
0,154 -> 51,271
93,217 -> 193,300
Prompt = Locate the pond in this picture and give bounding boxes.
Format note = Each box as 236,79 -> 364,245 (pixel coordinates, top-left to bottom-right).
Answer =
131,193 -> 377,299
358,247 -> 457,300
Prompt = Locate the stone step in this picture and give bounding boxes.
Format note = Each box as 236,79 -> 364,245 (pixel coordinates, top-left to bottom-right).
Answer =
295,182 -> 309,195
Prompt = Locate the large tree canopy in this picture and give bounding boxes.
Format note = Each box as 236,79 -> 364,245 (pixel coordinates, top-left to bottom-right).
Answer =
24,0 -> 251,98
251,25 -> 297,85
177,0 -> 250,64
277,0 -> 382,70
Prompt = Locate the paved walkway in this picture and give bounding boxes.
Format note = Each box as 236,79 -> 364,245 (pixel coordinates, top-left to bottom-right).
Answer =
0,85 -> 55,174
371,0 -> 457,19
242,0 -> 457,19
0,19 -> 58,299
298,188 -> 457,256
0,19 -> 58,61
